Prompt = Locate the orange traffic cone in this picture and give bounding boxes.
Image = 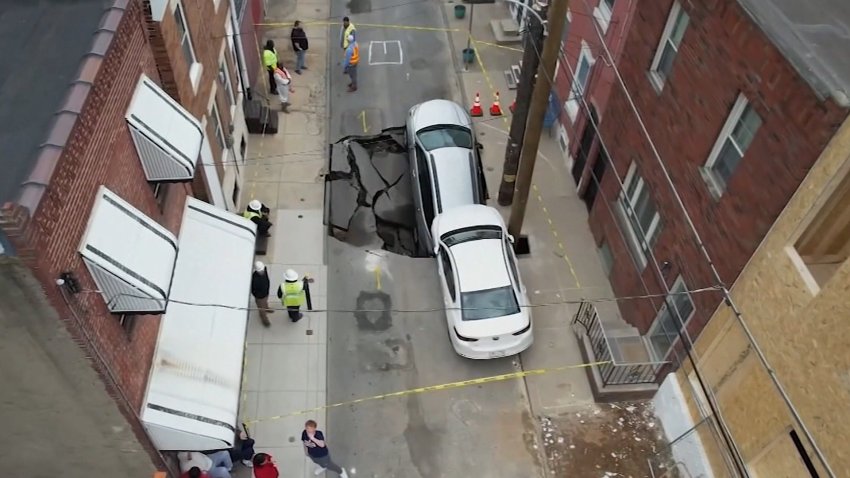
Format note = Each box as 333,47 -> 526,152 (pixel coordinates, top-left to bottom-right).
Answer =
509,98 -> 517,113
470,92 -> 484,117
490,92 -> 503,116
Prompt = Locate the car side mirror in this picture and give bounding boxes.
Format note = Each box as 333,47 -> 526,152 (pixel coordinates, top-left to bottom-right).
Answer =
476,142 -> 484,151
433,245 -> 440,256
508,234 -> 515,244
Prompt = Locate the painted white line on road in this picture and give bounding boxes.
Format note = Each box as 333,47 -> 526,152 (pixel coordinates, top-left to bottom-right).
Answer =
368,40 -> 403,65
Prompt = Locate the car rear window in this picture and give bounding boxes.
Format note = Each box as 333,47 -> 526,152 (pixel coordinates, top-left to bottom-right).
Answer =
461,286 -> 520,321
417,125 -> 474,151
442,225 -> 502,247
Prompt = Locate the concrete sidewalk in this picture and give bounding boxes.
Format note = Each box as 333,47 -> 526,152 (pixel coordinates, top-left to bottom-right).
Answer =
236,0 -> 331,476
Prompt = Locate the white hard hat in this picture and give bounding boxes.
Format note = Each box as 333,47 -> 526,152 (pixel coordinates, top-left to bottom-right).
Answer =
254,261 -> 265,272
284,269 -> 299,282
348,34 -> 355,42
248,199 -> 262,210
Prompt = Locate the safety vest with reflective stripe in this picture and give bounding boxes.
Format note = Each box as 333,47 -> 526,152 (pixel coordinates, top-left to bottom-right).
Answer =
349,44 -> 360,66
342,24 -> 356,48
279,281 -> 306,307
263,48 -> 278,69
243,210 -> 260,221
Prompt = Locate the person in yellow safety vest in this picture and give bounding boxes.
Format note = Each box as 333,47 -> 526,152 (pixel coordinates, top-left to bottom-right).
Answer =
263,40 -> 279,94
340,17 -> 356,49
277,269 -> 306,322
243,199 -> 273,236
343,36 -> 359,92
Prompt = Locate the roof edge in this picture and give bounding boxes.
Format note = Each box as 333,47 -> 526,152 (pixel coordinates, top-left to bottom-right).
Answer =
16,0 -> 132,218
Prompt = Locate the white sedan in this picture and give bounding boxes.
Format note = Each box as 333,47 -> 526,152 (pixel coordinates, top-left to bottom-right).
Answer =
431,204 -> 533,359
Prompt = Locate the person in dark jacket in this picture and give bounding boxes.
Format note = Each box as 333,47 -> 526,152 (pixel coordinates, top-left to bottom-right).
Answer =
251,261 -> 273,327
291,20 -> 309,74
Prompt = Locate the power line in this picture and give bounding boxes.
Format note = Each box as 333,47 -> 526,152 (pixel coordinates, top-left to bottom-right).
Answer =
72,286 -> 723,315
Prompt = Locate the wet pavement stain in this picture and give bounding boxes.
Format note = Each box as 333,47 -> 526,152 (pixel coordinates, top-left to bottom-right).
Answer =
354,290 -> 393,331
326,127 -> 427,257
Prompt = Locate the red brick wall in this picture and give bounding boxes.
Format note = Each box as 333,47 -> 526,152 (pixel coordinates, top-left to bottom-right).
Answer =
588,0 -> 848,337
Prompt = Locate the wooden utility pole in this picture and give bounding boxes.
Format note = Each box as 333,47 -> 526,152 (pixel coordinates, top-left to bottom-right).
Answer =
508,0 -> 569,240
497,2 -> 548,206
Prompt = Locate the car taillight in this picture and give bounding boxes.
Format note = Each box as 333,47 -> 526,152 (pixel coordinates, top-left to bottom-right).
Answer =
454,327 -> 479,342
512,323 -> 531,336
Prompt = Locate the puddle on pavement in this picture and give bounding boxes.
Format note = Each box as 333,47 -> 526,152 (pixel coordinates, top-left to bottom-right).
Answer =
326,127 -> 428,257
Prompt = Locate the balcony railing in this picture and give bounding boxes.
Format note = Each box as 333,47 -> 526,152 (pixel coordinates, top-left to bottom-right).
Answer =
572,300 -> 669,386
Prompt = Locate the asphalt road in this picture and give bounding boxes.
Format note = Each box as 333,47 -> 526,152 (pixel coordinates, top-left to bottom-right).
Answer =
324,0 -> 545,476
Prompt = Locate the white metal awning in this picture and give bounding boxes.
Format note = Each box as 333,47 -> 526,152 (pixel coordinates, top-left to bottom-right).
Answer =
141,197 -> 257,451
79,186 -> 178,313
126,75 -> 203,181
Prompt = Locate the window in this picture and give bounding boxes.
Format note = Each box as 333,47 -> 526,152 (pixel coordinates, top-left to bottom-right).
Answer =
442,226 -> 501,247
617,163 -> 662,270
210,103 -> 226,151
415,145 -> 436,226
649,1 -> 689,89
505,239 -> 521,287
174,3 -> 202,88
231,182 -> 240,210
648,276 -> 695,360
152,183 -> 170,212
119,314 -> 137,336
219,60 -> 235,107
461,286 -> 520,321
598,241 -> 613,276
703,94 -> 762,195
416,126 -> 474,151
594,0 -> 615,32
439,248 -> 456,301
565,43 -> 594,122
789,168 -> 850,293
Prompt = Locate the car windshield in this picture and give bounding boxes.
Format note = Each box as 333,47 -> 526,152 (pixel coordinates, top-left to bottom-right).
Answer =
461,286 -> 520,321
442,225 -> 502,247
417,125 -> 474,151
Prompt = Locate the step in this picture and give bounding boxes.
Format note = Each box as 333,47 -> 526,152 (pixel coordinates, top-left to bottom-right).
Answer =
490,19 -> 522,44
575,333 -> 661,403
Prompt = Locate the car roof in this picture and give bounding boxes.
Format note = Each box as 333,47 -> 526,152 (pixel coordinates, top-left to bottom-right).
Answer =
435,204 -> 505,236
431,148 -> 476,212
410,99 -> 471,130
450,239 -> 512,292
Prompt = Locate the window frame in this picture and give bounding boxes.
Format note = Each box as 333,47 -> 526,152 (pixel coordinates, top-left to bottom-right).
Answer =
617,163 -> 662,270
647,276 -> 695,361
174,2 -> 202,90
593,0 -> 615,32
210,102 -> 226,152
439,247 -> 457,302
649,1 -> 689,91
565,42 -> 595,122
219,58 -> 236,108
415,144 -> 437,226
702,94 -> 762,198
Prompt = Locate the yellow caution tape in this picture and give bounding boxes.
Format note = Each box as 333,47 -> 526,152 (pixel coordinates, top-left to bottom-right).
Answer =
256,21 -> 459,33
243,360 -> 610,424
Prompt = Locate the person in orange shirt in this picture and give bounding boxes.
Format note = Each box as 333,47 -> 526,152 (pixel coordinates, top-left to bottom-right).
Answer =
342,35 -> 359,92
251,453 -> 279,478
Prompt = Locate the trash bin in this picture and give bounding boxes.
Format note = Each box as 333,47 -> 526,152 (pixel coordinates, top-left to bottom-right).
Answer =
462,48 -> 475,64
454,4 -> 466,19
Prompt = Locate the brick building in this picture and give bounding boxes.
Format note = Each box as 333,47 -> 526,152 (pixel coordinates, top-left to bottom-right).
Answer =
0,0 -> 258,475
571,0 -> 849,367
553,0 -> 636,212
